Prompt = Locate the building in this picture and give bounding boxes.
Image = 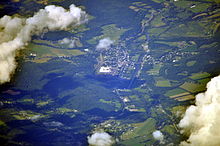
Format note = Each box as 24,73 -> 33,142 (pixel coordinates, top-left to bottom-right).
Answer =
99,66 -> 111,73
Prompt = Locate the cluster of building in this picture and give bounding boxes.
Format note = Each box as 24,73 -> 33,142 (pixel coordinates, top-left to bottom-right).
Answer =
95,44 -> 135,78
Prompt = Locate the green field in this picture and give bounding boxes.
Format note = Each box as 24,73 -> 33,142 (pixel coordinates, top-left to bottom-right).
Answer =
165,88 -> 186,97
189,72 -> 211,80
180,82 -> 206,93
120,118 -> 156,145
31,44 -> 85,57
150,14 -> 166,27
147,63 -> 163,75
198,78 -> 211,84
87,24 -> 129,44
173,0 -> 211,13
165,88 -> 195,101
154,41 -> 181,47
155,77 -> 171,87
186,61 -> 196,67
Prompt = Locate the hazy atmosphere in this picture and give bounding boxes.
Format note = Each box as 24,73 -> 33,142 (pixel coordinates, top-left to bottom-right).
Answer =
0,0 -> 220,145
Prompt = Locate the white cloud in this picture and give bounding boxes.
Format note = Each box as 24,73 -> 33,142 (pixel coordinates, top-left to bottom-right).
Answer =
0,4 -> 87,84
179,75 -> 220,146
88,131 -> 114,146
58,38 -> 76,48
152,130 -> 165,144
96,38 -> 114,51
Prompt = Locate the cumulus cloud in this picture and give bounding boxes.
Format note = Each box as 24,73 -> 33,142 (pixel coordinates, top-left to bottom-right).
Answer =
87,131 -> 114,146
0,4 -> 87,84
58,38 -> 76,48
179,75 -> 220,146
96,38 -> 114,51
152,130 -> 165,144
